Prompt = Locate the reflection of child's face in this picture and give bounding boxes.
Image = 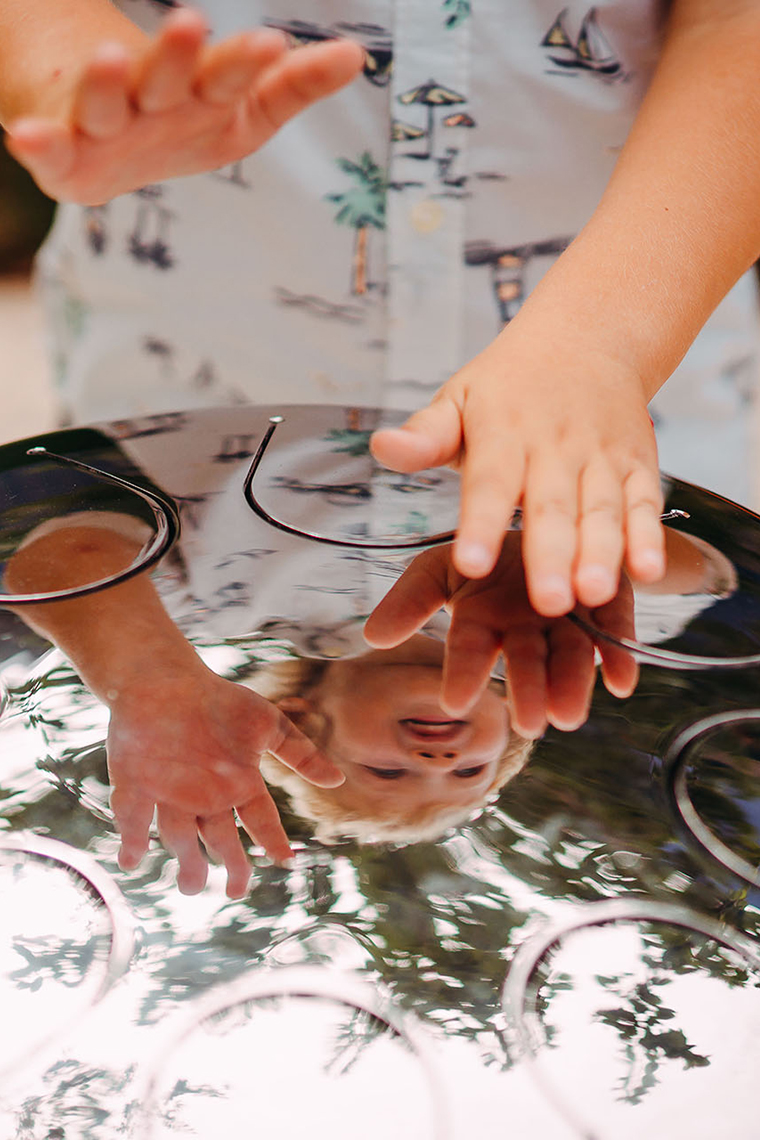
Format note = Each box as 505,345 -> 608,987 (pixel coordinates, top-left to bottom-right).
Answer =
310,638 -> 510,816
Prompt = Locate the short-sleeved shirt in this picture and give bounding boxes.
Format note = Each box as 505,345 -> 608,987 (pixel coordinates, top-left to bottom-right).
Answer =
37,0 -> 760,506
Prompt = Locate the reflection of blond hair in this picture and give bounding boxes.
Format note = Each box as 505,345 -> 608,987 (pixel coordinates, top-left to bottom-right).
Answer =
249,657 -> 533,844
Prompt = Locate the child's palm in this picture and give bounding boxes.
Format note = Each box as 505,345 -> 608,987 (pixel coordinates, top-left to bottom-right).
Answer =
107,668 -> 343,897
6,10 -> 364,204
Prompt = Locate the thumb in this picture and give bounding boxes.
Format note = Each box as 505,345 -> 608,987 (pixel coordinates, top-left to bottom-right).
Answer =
6,120 -> 75,199
370,396 -> 462,473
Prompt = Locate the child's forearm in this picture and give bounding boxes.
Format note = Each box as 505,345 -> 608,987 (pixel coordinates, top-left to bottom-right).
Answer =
5,527 -> 203,705
0,0 -> 147,123
505,0 -> 760,399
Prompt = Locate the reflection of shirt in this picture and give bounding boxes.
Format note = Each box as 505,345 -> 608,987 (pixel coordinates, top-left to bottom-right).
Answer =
36,0 -> 760,507
101,407 -> 456,655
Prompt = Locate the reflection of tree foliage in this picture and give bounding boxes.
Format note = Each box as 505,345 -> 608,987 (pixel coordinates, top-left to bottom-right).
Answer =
323,1006 -> 391,1079
535,926 -> 753,1108
9,934 -> 99,990
681,734 -> 760,870
6,548 -> 760,1122
157,1076 -> 223,1134
15,1061 -> 136,1140
324,428 -> 373,456
594,976 -> 709,1105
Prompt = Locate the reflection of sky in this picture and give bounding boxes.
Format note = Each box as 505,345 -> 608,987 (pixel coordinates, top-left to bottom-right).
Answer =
147,997 -> 435,1140
0,858 -> 111,1073
530,923 -> 760,1139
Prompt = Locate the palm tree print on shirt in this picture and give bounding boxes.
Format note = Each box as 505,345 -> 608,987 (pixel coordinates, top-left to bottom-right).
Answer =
442,0 -> 471,29
326,153 -> 386,296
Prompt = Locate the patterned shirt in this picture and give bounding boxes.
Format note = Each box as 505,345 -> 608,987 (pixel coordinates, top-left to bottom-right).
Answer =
37,0 -> 760,506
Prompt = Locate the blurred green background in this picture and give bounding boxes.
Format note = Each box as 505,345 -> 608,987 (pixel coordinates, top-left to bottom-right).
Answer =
0,131 -> 55,274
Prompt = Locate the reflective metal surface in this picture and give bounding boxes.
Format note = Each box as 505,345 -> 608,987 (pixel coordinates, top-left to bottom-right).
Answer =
0,439 -> 179,605
503,899 -> 760,1140
2,405 -> 760,1138
0,832 -> 133,1083
575,480 -> 760,669
137,967 -> 446,1140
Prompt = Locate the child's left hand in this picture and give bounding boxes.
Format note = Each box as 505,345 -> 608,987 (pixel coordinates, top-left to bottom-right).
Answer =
364,534 -> 638,739
107,665 -> 344,897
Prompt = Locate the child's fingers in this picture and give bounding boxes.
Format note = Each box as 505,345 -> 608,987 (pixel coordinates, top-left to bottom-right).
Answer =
156,804 -> 209,894
545,619 -> 596,731
197,812 -> 251,898
597,637 -> 639,699
574,459 -> 625,609
5,119 -> 75,188
440,614 -> 501,716
251,37 -> 365,133
623,465 -> 666,583
521,459 -> 578,616
591,576 -> 640,698
73,43 -> 133,139
501,625 -> 550,739
197,30 -> 287,105
364,551 -> 446,648
370,397 -> 462,474
132,8 -> 207,113
236,784 -> 293,866
267,711 -> 345,788
110,786 -> 154,871
454,435 -> 525,579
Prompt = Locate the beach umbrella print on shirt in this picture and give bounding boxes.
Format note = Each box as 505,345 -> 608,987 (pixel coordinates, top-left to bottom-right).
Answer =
397,79 -> 466,160
390,120 -> 425,143
442,111 -> 476,130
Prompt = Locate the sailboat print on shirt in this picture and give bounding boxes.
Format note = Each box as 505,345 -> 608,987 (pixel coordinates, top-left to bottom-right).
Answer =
542,8 -> 622,77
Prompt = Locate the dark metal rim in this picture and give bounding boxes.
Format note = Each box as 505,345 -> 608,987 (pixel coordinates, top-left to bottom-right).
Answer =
663,708 -> 760,886
244,416 -> 688,551
0,447 -> 181,605
570,610 -> 760,671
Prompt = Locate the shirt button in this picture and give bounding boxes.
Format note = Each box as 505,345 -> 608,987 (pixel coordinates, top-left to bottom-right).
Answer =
410,198 -> 445,234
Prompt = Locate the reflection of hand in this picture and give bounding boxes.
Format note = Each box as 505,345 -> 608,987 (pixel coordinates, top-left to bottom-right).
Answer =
364,535 -> 638,739
6,8 -> 363,204
107,665 -> 345,897
6,522 -> 344,895
370,324 -> 664,617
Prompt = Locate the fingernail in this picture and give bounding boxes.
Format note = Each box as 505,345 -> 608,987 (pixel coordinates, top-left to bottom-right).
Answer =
636,549 -> 665,579
456,541 -> 492,577
578,565 -> 616,600
535,575 -> 573,612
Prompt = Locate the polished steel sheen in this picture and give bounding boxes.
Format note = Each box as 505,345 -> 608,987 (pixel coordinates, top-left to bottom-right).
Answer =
2,404 -> 760,1139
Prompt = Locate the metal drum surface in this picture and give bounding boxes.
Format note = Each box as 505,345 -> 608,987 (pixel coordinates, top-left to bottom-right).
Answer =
1,405 -> 760,1138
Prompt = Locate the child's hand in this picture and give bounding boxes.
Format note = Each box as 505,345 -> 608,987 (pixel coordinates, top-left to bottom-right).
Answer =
5,8 -> 364,204
370,328 -> 665,618
106,666 -> 344,897
364,534 -> 638,739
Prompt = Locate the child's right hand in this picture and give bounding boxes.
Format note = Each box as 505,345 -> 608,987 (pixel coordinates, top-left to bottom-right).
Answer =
364,534 -> 639,739
106,665 -> 345,897
5,8 -> 364,204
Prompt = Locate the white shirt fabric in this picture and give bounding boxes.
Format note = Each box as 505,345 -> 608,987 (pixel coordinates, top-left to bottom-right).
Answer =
36,0 -> 760,506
